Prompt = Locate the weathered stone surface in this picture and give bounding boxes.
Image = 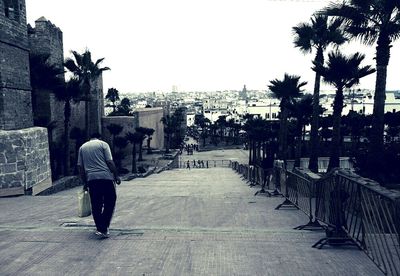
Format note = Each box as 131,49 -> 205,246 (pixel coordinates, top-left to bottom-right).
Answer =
0,127 -> 52,195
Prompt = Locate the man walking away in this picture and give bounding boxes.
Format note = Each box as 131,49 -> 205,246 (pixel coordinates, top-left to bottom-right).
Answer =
78,133 -> 121,239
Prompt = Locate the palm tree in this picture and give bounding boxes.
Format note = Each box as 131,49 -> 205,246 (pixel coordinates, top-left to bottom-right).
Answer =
216,115 -> 227,144
161,115 -> 177,153
64,49 -> 110,139
268,74 -> 307,161
293,14 -> 346,172
55,78 -> 83,175
194,114 -> 210,147
135,127 -> 148,161
106,123 -> 123,153
313,51 -> 375,171
288,94 -> 314,167
105,88 -> 120,112
112,97 -> 132,116
323,0 -> 400,173
114,136 -> 128,171
125,131 -> 143,173
141,127 -> 155,154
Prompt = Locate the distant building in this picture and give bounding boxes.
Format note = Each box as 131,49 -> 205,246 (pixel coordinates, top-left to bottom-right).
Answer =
239,85 -> 247,101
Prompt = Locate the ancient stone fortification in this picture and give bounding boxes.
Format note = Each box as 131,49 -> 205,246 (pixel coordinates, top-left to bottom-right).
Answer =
28,16 -> 64,142
0,0 -> 32,130
102,115 -> 138,156
102,108 -> 165,151
0,0 -> 52,196
0,128 -> 52,196
134,107 -> 164,149
70,73 -> 105,137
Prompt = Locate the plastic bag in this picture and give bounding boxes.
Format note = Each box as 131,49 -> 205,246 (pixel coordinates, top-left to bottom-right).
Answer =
78,190 -> 92,217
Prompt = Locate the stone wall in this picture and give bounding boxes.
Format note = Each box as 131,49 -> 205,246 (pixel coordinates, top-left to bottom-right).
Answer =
0,127 -> 52,196
28,17 -> 64,142
134,107 -> 165,149
0,0 -> 33,130
102,115 -> 138,155
69,74 -> 104,138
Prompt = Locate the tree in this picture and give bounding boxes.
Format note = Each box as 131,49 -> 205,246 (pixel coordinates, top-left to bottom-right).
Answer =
242,117 -> 273,165
141,127 -> 155,154
125,132 -> 143,173
313,51 -> 375,171
114,136 -> 128,172
135,127 -> 147,161
64,49 -> 110,139
293,14 -> 346,172
29,53 -> 67,176
55,78 -> 84,175
216,115 -> 227,144
105,88 -> 120,112
106,124 -> 123,153
268,74 -> 307,161
323,0 -> 400,173
288,94 -> 314,167
161,115 -> 175,153
109,97 -> 132,116
194,114 -> 210,147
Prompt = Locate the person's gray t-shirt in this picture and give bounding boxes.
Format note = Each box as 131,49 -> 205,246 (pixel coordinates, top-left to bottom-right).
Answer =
77,139 -> 114,181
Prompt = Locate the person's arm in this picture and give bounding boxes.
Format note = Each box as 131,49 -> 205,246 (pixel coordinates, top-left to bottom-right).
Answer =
77,148 -> 88,190
78,165 -> 89,190
103,142 -> 121,184
106,160 -> 121,184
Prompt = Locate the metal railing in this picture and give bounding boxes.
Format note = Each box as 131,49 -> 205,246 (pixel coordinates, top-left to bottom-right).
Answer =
178,159 -> 232,168
232,160 -> 400,275
314,170 -> 400,275
275,169 -> 323,230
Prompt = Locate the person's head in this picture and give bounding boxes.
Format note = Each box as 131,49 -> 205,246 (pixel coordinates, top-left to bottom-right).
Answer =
90,133 -> 102,139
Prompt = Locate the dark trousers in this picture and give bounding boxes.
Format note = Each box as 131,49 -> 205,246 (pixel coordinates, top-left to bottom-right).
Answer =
88,179 -> 117,233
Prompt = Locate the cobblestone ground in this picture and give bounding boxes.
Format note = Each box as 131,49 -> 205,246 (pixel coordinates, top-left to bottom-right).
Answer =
0,150 -> 382,275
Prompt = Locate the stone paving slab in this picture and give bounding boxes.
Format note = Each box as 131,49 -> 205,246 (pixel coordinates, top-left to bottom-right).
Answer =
0,165 -> 383,275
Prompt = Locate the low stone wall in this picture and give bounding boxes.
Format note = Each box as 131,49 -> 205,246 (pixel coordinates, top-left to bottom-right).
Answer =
0,127 -> 52,196
38,175 -> 82,196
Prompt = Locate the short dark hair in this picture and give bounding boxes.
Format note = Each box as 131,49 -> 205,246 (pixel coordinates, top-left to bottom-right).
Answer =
90,132 -> 102,139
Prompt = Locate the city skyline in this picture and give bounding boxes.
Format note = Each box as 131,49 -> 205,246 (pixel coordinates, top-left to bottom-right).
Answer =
27,0 -> 400,93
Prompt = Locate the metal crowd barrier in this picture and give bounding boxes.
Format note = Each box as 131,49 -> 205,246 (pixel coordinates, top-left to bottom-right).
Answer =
233,159 -> 400,275
275,169 -> 323,230
178,159 -> 232,168
314,170 -> 400,275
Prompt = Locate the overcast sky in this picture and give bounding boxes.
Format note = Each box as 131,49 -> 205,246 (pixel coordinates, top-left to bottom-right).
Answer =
26,0 -> 400,94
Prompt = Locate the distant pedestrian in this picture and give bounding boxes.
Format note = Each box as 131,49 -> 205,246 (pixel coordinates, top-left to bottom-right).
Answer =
193,159 -> 197,168
186,160 -> 190,170
78,133 -> 121,239
206,160 -> 209,168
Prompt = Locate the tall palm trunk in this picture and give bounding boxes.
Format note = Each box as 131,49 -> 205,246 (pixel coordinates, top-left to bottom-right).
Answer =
309,48 -> 323,172
132,143 -> 137,173
328,88 -> 344,171
64,100 -> 71,175
294,122 -> 303,168
138,141 -> 143,161
248,140 -> 253,165
278,102 -> 289,161
84,80 -> 91,140
147,137 -> 152,154
165,134 -> 170,153
369,36 -> 390,170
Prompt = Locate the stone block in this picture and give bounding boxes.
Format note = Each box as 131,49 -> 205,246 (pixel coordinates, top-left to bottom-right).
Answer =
0,153 -> 5,163
4,163 -> 16,173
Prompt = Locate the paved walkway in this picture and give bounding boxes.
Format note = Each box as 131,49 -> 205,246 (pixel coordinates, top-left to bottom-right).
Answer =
0,151 -> 382,275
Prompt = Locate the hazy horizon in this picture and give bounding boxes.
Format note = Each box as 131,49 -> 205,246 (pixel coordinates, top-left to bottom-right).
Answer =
27,0 -> 400,94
